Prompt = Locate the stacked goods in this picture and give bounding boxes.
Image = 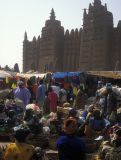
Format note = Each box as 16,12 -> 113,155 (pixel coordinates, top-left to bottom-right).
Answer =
97,86 -> 121,98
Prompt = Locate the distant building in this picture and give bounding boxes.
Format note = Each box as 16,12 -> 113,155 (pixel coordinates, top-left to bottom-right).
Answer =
23,0 -> 121,72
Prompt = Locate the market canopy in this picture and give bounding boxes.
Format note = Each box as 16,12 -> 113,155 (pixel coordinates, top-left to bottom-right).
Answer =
53,72 -> 81,79
88,71 -> 121,79
0,70 -> 13,78
16,72 -> 46,78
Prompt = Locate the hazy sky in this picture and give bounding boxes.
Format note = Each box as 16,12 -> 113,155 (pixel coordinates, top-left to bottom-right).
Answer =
0,0 -> 121,72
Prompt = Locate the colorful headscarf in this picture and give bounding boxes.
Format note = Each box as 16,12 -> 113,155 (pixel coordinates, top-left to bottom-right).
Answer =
63,117 -> 77,135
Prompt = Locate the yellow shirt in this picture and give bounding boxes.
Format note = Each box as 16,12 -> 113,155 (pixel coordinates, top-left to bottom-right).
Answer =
3,142 -> 34,160
73,86 -> 78,96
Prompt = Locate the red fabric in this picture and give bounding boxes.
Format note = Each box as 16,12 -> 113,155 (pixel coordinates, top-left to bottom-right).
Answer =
32,84 -> 37,94
48,91 -> 58,112
64,83 -> 70,90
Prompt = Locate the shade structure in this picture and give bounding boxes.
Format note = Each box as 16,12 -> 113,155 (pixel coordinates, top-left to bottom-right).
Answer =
0,70 -> 13,78
87,71 -> 121,79
53,72 -> 81,79
16,72 -> 46,78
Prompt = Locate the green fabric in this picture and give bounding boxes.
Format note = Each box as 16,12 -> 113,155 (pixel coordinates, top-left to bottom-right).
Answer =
109,111 -> 117,123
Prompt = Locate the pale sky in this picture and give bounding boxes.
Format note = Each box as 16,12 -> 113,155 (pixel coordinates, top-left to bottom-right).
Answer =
0,0 -> 121,72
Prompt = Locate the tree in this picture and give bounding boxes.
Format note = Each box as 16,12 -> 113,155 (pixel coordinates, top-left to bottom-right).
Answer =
14,63 -> 20,72
4,65 -> 11,71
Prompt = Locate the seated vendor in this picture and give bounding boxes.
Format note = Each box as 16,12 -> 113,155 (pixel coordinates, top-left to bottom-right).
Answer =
57,117 -> 86,160
85,109 -> 106,137
3,127 -> 34,160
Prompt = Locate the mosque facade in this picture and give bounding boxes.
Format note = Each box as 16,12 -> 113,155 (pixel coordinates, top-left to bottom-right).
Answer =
23,0 -> 121,72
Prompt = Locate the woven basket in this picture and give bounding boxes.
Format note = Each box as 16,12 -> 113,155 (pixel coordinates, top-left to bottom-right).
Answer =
43,150 -> 59,160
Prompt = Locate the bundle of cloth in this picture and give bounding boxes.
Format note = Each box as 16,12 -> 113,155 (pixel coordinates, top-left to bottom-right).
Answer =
97,85 -> 121,97
5,98 -> 24,115
57,102 -> 72,116
26,103 -> 41,115
97,87 -> 107,96
112,86 -> 121,97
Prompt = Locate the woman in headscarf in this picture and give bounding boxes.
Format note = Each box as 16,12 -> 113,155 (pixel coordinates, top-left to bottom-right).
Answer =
3,127 -> 34,160
57,117 -> 86,160
48,86 -> 58,113
85,109 -> 105,137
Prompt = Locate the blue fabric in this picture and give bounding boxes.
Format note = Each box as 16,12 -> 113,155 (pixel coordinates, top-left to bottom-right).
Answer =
36,84 -> 46,103
82,111 -> 88,119
13,87 -> 31,106
53,72 -> 81,79
89,117 -> 105,131
57,135 -> 86,160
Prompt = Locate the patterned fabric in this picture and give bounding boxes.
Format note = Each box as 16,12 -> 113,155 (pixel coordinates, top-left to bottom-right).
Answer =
99,141 -> 113,160
105,146 -> 121,160
3,142 -> 34,160
99,141 -> 121,160
75,90 -> 87,110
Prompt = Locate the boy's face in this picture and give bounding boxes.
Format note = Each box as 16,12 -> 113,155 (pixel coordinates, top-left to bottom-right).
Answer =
19,85 -> 24,88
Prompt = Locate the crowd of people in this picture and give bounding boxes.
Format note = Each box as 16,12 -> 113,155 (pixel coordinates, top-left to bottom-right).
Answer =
0,78 -> 121,160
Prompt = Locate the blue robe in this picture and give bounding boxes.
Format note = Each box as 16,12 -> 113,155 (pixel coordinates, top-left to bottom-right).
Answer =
57,135 -> 86,160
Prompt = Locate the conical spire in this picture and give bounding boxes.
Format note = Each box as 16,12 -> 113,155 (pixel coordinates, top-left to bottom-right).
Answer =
33,36 -> 36,42
37,35 -> 41,41
50,8 -> 56,20
89,3 -> 92,10
79,28 -> 82,37
117,20 -> 121,29
75,28 -> 79,38
94,0 -> 101,5
83,9 -> 87,17
71,29 -> 74,38
65,30 -> 69,38
24,31 -> 28,41
105,3 -> 107,10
